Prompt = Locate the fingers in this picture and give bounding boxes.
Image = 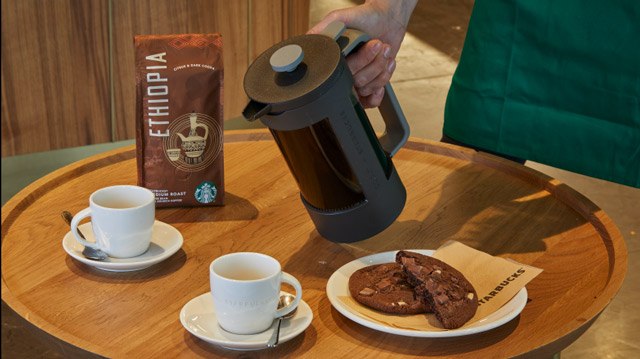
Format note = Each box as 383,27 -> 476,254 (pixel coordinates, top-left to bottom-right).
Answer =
346,40 -> 382,73
358,86 -> 386,108
355,58 -> 394,100
346,41 -> 395,108
352,44 -> 395,97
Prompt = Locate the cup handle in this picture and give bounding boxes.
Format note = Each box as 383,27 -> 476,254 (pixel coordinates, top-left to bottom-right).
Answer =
275,272 -> 303,318
69,208 -> 100,250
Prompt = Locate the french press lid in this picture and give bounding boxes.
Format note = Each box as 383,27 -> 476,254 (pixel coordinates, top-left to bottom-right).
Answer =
243,33 -> 346,119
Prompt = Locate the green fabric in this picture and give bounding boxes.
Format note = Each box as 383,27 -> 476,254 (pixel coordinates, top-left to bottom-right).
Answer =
444,0 -> 640,187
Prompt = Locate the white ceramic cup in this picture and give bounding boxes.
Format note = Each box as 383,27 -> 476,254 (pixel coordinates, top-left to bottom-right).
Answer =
209,252 -> 302,335
70,185 -> 156,258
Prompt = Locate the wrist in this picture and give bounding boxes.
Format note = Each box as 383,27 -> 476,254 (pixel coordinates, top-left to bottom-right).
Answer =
365,0 -> 418,28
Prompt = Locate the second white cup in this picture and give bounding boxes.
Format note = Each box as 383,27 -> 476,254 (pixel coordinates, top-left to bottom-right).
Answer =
210,252 -> 302,335
70,185 -> 155,258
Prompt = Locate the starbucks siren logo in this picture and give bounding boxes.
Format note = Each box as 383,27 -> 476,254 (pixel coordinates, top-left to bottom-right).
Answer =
195,181 -> 217,204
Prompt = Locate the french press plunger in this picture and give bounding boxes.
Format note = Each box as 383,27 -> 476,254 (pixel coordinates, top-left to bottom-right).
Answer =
242,21 -> 410,243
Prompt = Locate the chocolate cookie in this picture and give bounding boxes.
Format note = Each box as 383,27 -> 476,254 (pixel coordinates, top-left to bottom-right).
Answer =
349,262 -> 429,314
396,250 -> 478,329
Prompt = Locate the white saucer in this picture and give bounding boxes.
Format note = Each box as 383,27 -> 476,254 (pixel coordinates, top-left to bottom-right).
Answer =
62,220 -> 183,272
180,291 -> 313,350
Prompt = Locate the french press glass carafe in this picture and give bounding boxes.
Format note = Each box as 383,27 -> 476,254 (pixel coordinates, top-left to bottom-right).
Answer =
242,22 -> 410,243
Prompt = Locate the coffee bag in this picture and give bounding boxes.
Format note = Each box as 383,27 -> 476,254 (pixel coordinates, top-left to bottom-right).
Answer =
135,34 -> 224,207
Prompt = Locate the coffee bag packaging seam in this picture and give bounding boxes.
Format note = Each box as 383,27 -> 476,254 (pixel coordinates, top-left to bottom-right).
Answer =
135,33 -> 224,207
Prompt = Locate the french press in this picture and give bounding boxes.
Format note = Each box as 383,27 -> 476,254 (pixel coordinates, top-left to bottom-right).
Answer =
242,21 -> 410,243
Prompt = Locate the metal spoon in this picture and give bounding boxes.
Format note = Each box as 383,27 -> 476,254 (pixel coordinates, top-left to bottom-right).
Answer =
61,211 -> 108,261
267,293 -> 298,348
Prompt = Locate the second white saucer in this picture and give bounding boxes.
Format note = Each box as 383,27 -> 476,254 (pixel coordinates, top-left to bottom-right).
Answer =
62,220 -> 183,272
180,291 -> 313,350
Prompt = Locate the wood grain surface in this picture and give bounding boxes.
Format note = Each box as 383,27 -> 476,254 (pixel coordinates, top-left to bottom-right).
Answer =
1,0 -> 111,156
1,130 -> 627,358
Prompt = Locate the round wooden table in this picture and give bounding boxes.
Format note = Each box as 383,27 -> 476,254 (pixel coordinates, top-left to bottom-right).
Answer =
1,130 -> 627,358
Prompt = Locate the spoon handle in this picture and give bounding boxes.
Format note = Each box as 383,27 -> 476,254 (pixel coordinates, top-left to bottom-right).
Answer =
267,318 -> 283,348
62,211 -> 86,239
61,211 -> 107,261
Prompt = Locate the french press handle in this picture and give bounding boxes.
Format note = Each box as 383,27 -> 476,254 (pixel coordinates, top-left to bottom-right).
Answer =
321,21 -> 410,157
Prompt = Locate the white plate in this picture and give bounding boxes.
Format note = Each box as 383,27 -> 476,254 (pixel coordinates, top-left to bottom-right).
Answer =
326,249 -> 528,338
62,220 -> 183,272
180,291 -> 313,350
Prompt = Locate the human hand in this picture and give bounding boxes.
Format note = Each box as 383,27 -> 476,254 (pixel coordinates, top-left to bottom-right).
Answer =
308,0 -> 417,108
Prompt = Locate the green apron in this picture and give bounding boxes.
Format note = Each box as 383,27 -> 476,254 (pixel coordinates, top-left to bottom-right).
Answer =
444,0 -> 640,188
